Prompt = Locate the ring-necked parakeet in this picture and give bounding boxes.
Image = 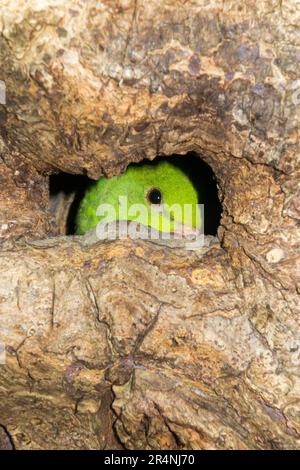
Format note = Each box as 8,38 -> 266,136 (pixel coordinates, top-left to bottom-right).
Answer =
76,159 -> 201,236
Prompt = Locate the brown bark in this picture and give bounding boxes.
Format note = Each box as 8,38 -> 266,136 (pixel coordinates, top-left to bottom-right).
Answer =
0,0 -> 299,449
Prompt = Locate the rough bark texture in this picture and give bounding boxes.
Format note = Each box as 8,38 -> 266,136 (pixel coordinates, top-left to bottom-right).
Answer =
0,0 -> 300,450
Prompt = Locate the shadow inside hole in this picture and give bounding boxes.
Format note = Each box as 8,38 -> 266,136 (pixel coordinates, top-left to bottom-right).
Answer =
49,173 -> 90,235
49,153 -> 222,236
164,152 -> 222,236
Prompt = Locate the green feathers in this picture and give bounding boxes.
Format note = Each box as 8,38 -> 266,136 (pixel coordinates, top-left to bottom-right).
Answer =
76,160 -> 201,236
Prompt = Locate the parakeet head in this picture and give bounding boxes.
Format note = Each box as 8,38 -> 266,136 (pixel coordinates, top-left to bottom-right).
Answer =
76,159 -> 201,236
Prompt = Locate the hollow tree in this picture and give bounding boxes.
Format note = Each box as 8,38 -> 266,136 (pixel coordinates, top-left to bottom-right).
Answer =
0,0 -> 299,450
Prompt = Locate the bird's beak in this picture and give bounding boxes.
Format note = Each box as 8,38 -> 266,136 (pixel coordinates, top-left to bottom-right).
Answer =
173,223 -> 200,238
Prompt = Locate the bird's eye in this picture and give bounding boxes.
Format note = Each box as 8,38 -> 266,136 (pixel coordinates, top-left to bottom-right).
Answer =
147,188 -> 162,205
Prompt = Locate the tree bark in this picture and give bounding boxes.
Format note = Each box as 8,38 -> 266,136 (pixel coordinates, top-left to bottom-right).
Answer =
0,0 -> 299,449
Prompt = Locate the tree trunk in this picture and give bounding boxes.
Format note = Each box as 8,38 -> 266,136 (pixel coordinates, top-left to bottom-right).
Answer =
0,0 -> 299,450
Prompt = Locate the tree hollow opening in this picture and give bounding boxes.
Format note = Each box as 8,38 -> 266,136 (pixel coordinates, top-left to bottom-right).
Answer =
49,153 -> 222,237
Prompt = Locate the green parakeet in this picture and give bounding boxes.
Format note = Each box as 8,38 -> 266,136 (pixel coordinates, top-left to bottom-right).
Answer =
76,159 -> 201,236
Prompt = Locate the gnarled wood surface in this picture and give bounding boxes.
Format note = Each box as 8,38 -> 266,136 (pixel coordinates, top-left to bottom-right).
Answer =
0,0 -> 299,449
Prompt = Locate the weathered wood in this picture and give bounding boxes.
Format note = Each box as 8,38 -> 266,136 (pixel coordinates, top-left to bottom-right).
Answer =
0,0 -> 299,449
